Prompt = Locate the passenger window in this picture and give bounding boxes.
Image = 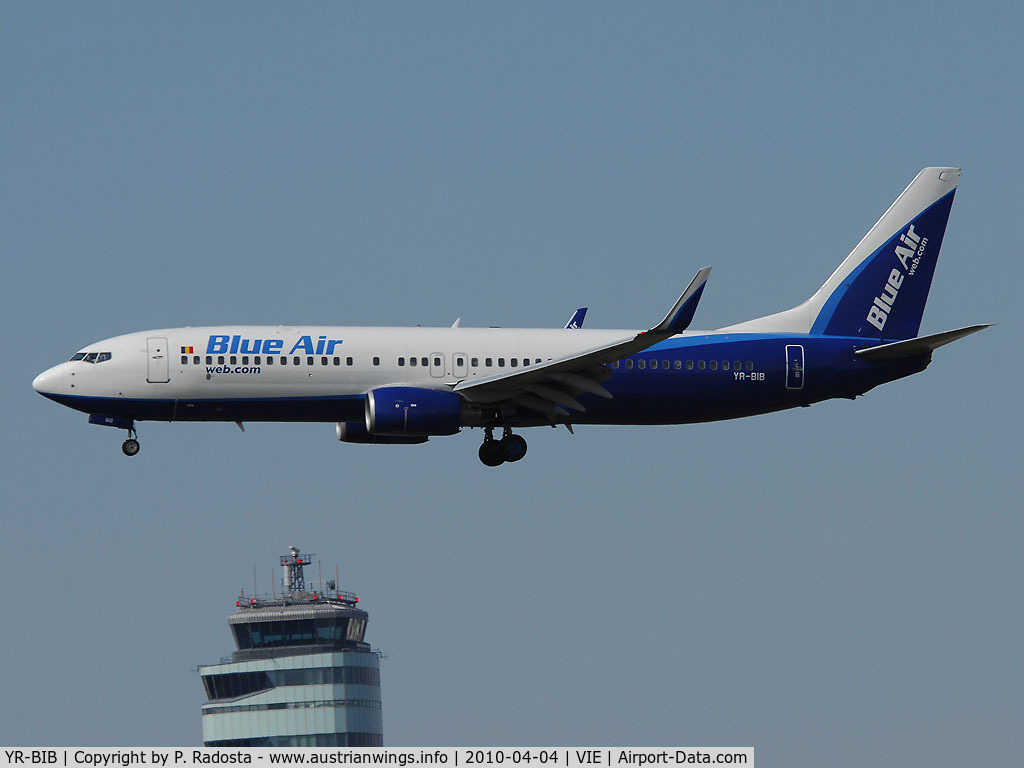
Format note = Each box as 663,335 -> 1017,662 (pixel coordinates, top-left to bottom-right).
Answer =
280,356 -> 287,365
347,357 -> 353,366
218,356 -> 225,365
206,356 -> 212,364
674,360 -> 681,370
230,356 -> 237,365
398,357 -> 405,367
734,361 -> 742,370
638,359 -> 646,370
181,355 -> 188,364
194,356 -> 201,365
511,358 -> 518,367
698,360 -> 706,370
266,357 -> 274,365
307,356 -> 314,366
373,357 -> 380,366
498,358 -> 505,367
536,358 -> 542,364
321,357 -> 327,366
333,357 -> 340,366
686,360 -> 694,370
625,359 -> 634,369
486,358 -> 493,367
409,357 -> 417,367
722,361 -> 730,370
293,356 -> 300,365
471,358 -> 478,367
710,360 -> 718,370
662,360 -> 669,369
433,357 -> 441,367
421,357 -> 428,367
241,356 -> 249,365
746,361 -> 753,371
611,360 -> 619,369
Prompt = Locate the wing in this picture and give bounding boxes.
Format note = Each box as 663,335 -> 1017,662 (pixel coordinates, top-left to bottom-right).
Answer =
454,267 -> 711,419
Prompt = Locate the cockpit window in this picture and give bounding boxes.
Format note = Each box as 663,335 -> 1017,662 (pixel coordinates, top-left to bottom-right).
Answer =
75,351 -> 112,364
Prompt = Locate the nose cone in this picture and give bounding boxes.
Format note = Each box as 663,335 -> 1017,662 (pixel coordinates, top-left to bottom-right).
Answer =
33,368 -> 52,394
33,365 -> 67,397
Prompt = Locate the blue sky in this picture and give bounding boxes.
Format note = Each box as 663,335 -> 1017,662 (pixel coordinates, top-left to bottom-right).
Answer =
2,3 -> 1020,764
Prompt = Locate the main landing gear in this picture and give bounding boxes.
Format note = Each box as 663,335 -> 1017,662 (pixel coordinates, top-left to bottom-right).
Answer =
478,427 -> 528,467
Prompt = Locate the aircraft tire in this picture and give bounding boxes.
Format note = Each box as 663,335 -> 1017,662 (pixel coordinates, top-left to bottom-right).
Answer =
501,434 -> 528,462
122,439 -> 140,457
478,440 -> 505,467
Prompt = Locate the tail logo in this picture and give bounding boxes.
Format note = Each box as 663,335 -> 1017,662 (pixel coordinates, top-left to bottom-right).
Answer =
866,224 -> 929,332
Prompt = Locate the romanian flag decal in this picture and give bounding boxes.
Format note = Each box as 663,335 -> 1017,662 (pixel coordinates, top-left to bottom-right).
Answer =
181,346 -> 194,354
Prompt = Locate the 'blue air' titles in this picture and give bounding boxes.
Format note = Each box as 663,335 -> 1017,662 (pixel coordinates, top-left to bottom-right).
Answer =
206,335 -> 343,355
866,224 -> 928,332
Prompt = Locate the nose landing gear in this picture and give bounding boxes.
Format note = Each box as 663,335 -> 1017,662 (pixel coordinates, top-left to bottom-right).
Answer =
121,424 -> 140,457
88,414 -> 141,457
478,427 -> 528,467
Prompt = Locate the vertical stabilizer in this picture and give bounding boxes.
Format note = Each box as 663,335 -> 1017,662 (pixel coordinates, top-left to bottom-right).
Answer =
722,167 -> 960,340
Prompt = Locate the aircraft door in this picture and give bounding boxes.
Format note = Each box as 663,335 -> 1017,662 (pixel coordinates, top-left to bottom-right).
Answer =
147,337 -> 170,383
785,344 -> 804,390
453,352 -> 468,379
429,352 -> 445,378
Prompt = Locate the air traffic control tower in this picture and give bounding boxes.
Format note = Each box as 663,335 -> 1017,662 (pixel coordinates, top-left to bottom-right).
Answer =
199,547 -> 383,746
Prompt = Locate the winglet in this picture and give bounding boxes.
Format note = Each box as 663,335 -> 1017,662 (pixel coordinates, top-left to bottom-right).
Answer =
564,308 -> 588,329
650,267 -> 711,334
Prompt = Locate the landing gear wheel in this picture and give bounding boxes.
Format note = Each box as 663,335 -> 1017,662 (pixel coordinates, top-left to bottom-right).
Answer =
501,434 -> 528,462
122,439 -> 140,457
478,439 -> 505,467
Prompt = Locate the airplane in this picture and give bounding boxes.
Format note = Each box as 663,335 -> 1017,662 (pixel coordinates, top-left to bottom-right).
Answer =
33,167 -> 988,467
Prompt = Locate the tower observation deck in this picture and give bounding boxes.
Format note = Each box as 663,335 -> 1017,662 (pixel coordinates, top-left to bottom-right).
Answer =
199,547 -> 383,747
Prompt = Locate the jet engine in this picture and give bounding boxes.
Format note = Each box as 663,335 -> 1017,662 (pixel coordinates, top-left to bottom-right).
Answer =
336,421 -> 428,444
365,387 -> 463,437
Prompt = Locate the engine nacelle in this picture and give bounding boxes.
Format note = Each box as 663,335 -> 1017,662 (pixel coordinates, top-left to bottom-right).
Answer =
365,387 -> 463,437
336,421 -> 428,444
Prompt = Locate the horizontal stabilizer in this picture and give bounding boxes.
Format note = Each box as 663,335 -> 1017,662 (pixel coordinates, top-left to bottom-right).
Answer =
855,324 -> 991,361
